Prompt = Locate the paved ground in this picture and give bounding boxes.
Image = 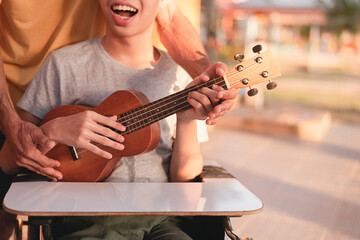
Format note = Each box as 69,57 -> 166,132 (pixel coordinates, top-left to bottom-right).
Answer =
201,120 -> 360,240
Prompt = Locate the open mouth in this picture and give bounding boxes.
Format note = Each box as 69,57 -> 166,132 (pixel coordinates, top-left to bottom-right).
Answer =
111,4 -> 138,19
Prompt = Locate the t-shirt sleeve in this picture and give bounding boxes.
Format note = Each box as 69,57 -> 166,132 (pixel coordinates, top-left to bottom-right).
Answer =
17,54 -> 61,119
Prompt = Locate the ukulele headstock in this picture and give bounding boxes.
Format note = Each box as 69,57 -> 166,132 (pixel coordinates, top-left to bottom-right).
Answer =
225,44 -> 281,96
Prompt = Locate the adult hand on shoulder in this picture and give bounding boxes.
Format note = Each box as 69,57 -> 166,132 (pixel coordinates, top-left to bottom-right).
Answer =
41,110 -> 126,160
181,62 -> 240,124
4,116 -> 62,181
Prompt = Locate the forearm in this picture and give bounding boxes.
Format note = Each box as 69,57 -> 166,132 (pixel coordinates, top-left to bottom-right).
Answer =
0,111 -> 38,175
157,6 -> 211,79
38,119 -> 68,154
170,118 -> 203,182
0,52 -> 20,135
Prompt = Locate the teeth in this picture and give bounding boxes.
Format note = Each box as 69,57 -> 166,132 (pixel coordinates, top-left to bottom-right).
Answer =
112,5 -> 137,12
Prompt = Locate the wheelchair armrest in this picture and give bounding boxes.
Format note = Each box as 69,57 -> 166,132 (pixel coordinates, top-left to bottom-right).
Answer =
200,165 -> 235,180
12,174 -> 51,182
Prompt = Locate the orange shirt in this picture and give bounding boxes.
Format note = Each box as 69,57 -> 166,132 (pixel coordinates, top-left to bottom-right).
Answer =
0,0 -> 200,109
0,0 -> 106,108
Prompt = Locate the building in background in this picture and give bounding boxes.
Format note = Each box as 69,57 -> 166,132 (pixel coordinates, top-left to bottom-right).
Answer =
201,0 -> 359,68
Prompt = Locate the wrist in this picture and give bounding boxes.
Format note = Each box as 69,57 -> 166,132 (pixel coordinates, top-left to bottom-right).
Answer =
39,121 -> 57,143
176,113 -> 196,124
176,115 -> 198,134
0,90 -> 17,129
0,110 -> 21,137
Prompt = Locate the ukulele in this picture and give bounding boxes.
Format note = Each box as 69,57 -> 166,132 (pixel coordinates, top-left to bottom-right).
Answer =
41,45 -> 281,182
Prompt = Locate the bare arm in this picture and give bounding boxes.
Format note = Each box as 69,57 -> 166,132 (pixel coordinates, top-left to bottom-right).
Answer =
0,52 -> 18,132
156,0 -> 211,79
170,118 -> 203,182
157,3 -> 240,126
169,62 -> 240,181
0,108 -> 126,178
0,52 -> 62,179
0,48 -> 127,180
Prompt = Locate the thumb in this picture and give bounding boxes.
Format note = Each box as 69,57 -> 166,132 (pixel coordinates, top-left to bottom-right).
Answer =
31,126 -> 56,149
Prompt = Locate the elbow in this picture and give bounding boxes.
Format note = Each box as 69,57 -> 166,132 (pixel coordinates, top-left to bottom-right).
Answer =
170,171 -> 202,182
170,156 -> 203,182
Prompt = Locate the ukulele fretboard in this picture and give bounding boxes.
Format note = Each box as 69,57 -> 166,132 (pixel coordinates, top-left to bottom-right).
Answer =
119,77 -> 227,135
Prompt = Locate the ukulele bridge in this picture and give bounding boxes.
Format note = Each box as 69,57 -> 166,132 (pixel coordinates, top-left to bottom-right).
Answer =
69,146 -> 80,161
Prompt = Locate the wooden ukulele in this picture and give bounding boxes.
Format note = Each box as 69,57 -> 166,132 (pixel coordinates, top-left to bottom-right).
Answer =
41,45 -> 281,182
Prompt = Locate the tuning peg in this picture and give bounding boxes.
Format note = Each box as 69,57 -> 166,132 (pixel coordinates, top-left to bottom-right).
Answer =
234,53 -> 244,62
261,71 -> 269,78
252,45 -> 263,54
242,78 -> 249,85
247,87 -> 258,97
266,80 -> 277,90
236,65 -> 244,72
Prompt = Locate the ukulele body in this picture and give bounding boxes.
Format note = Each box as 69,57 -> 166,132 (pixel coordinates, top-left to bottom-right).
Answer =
41,90 -> 161,182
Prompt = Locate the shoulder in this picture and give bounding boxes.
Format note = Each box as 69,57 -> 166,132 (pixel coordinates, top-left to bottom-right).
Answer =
48,38 -> 102,65
157,49 -> 190,78
157,49 -> 176,67
154,49 -> 192,91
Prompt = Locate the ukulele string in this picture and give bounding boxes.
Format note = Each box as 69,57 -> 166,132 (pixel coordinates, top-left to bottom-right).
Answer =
116,68 -> 242,125
113,60 -> 265,134
115,67 -> 257,131
118,63 -> 256,123
75,66 -> 261,156
74,100 -> 196,156
118,60 -> 263,125
116,79 -> 220,128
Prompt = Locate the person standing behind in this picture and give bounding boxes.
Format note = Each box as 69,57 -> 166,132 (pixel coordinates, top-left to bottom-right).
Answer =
0,1 -> 239,238
1,0 -> 238,239
0,0 -> 237,181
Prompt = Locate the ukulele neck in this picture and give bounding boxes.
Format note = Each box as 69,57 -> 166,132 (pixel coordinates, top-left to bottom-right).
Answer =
120,77 -> 228,135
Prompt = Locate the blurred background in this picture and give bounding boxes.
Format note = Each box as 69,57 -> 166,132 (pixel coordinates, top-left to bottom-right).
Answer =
199,0 -> 359,120
6,1 -> 359,240
185,0 -> 360,239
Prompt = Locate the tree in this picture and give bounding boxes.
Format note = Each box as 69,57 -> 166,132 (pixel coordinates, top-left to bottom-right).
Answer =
321,0 -> 360,35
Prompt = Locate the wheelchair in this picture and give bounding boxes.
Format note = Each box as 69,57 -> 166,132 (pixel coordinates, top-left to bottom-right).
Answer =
1,131 -> 257,240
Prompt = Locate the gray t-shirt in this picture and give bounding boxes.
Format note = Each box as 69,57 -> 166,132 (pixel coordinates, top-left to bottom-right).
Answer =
18,38 -> 207,183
